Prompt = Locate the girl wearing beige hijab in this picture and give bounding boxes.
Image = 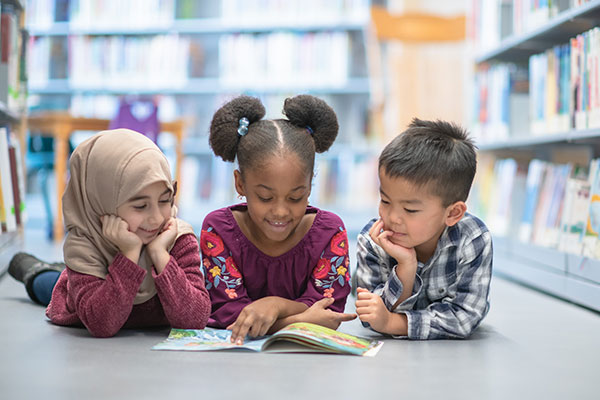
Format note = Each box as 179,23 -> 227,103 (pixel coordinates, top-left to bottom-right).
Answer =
8,129 -> 210,337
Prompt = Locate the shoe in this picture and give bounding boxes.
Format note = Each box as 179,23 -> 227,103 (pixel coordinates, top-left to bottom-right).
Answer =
8,252 -> 65,303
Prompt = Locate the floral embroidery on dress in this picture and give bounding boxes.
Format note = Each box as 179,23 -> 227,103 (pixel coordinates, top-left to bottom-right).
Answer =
330,229 -> 349,256
313,227 -> 350,297
200,228 -> 225,257
199,227 -> 242,298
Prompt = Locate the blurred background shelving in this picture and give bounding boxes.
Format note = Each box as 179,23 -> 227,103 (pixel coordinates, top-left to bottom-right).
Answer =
20,0 -> 473,241
23,0 -> 383,235
468,0 -> 600,311
0,0 -> 27,274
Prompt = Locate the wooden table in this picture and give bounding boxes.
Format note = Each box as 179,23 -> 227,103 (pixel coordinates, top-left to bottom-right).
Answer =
27,112 -> 185,241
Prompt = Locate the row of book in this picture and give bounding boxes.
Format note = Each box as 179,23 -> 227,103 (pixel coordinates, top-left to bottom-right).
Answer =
0,127 -> 26,232
530,26 -> 600,134
471,0 -> 593,53
471,24 -> 600,143
27,0 -> 176,28
1,2 -> 27,114
469,151 -> 600,258
219,0 -> 369,25
27,30 -> 356,90
471,63 -> 529,144
219,32 -> 350,89
28,34 -> 190,89
26,0 -> 369,29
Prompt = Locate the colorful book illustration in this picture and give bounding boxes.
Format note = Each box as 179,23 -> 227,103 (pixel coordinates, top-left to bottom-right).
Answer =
152,322 -> 383,357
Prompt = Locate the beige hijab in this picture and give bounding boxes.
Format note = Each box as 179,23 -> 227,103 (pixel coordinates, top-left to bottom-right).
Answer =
62,129 -> 194,304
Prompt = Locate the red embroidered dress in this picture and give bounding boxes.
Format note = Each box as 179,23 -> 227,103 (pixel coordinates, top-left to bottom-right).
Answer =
200,204 -> 351,328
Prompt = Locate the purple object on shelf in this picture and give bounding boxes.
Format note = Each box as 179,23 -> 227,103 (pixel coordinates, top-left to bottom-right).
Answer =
109,97 -> 160,144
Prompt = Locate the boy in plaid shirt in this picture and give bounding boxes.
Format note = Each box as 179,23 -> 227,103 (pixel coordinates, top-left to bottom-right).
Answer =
355,118 -> 492,339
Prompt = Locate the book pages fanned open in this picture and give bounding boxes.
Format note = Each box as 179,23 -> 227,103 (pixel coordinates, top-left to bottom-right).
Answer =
152,322 -> 383,357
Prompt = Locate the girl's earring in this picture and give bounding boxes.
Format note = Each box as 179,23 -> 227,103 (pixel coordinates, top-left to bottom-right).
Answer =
237,195 -> 245,200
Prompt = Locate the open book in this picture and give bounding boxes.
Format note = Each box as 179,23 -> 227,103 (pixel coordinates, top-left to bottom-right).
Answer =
152,322 -> 383,357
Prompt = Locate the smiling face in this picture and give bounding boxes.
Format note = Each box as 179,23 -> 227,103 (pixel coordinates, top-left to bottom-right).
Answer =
235,151 -> 312,249
378,169 -> 464,260
116,181 -> 173,245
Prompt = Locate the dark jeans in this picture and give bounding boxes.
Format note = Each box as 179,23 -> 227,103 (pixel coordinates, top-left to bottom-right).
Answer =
32,270 -> 61,306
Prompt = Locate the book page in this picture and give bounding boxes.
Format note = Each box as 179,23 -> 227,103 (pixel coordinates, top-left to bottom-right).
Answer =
265,322 -> 383,357
152,323 -> 383,356
152,327 -> 269,352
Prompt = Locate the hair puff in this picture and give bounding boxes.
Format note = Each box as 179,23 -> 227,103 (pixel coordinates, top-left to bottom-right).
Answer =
283,95 -> 338,153
209,96 -> 266,162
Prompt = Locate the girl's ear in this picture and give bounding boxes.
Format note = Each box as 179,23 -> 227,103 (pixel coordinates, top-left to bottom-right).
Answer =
445,201 -> 466,227
233,169 -> 245,197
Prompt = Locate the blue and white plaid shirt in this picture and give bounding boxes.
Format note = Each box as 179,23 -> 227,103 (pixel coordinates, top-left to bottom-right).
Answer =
356,213 -> 493,339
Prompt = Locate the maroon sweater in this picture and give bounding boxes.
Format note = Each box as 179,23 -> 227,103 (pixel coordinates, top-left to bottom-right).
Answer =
46,234 -> 210,338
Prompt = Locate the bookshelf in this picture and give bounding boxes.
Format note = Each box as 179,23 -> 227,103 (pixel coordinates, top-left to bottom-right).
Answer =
25,0 -> 380,235
470,0 -> 600,311
0,0 -> 27,274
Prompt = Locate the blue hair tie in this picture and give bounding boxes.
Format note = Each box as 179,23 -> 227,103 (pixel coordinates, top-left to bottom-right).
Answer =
237,117 -> 249,137
306,125 -> 314,135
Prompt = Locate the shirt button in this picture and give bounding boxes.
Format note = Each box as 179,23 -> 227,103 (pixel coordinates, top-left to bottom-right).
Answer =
438,288 -> 445,294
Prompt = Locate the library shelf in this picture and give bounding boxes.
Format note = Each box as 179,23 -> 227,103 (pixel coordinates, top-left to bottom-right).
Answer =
0,231 -> 22,276
477,128 -> 600,151
472,1 -> 600,311
493,237 -> 600,312
28,18 -> 370,37
0,0 -> 27,266
475,0 -> 600,63
25,1 -> 378,236
29,78 -> 372,96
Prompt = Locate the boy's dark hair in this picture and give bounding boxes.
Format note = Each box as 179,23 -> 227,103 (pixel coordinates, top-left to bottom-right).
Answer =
379,118 -> 477,206
209,95 -> 339,178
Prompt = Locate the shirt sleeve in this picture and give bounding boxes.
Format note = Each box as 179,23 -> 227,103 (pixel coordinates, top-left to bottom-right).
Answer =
399,231 -> 493,340
65,254 -> 147,338
296,227 -> 351,313
200,226 -> 252,328
152,234 -> 211,330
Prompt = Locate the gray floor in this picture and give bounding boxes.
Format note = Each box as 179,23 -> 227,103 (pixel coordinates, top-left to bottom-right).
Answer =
1,195 -> 600,399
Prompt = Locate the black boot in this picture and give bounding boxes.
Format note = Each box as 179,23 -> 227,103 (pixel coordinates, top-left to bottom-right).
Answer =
8,252 -> 65,304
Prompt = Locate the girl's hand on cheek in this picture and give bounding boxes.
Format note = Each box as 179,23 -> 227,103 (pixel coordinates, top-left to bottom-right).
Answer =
147,218 -> 177,253
101,215 -> 142,254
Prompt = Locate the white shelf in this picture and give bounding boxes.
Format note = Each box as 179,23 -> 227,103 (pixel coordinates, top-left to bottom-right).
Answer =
493,237 -> 600,311
28,17 -> 370,37
477,128 -> 600,150
475,0 -> 600,63
28,78 -> 371,96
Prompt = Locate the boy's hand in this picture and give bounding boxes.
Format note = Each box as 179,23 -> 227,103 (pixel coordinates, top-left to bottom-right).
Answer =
355,287 -> 393,333
227,297 -> 281,344
369,219 -> 417,267
296,297 -> 356,330
101,215 -> 142,261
